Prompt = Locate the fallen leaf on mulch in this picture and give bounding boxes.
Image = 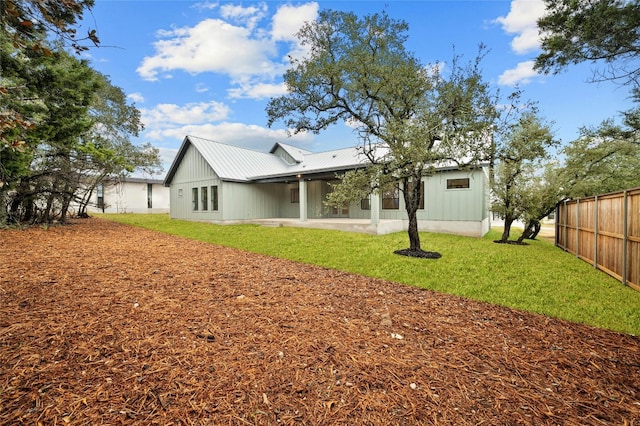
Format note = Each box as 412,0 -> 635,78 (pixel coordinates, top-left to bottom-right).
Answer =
1,218 -> 638,425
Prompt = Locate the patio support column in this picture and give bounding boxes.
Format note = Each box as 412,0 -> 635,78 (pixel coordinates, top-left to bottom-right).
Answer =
299,177 -> 307,222
370,191 -> 380,225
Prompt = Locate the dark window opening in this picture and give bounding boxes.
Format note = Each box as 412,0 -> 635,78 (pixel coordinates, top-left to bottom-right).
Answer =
192,188 -> 198,210
201,186 -> 208,210
97,183 -> 104,210
382,184 -> 399,210
447,178 -> 470,189
211,185 -> 218,211
147,183 -> 153,208
361,196 -> 370,210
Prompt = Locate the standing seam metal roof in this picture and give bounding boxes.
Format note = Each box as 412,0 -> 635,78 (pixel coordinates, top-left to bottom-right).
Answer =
164,135 -> 370,185
163,135 -> 482,186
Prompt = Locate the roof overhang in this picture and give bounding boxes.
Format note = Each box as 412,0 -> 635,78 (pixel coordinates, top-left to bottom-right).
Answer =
251,164 -> 370,183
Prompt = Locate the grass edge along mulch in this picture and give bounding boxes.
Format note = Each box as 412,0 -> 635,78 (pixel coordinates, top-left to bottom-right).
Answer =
98,213 -> 640,336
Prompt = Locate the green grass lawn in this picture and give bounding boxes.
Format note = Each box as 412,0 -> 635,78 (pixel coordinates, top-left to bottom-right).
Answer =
98,213 -> 640,335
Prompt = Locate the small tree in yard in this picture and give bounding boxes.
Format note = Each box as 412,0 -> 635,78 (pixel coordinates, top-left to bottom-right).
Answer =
491,112 -> 558,243
516,162 -> 566,242
267,10 -> 497,258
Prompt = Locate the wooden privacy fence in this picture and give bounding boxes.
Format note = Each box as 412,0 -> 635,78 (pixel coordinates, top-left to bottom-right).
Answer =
556,187 -> 640,291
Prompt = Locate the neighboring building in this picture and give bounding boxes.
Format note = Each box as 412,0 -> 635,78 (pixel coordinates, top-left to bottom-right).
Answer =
163,135 -> 491,237
88,177 -> 170,214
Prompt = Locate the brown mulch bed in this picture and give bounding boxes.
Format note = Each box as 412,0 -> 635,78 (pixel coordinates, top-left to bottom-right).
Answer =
1,218 -> 639,425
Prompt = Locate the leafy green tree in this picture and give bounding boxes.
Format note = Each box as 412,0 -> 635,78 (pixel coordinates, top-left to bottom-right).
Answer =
1,41 -> 159,225
491,112 -> 558,243
536,0 -> 640,136
535,0 -> 640,87
74,72 -> 161,217
1,0 -> 99,155
0,0 -> 99,54
267,10 -> 498,257
7,48 -> 100,223
517,162 -> 565,242
560,120 -> 640,198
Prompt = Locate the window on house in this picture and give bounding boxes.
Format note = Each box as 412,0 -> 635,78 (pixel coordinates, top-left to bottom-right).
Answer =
211,185 -> 218,211
361,196 -> 371,210
447,178 -> 470,189
382,184 -> 399,209
201,186 -> 208,211
291,188 -> 299,203
192,188 -> 198,210
97,183 -> 104,210
178,188 -> 183,197
147,183 -> 153,208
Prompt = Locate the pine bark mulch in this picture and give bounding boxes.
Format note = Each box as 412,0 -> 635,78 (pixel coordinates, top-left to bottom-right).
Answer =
0,218 -> 638,425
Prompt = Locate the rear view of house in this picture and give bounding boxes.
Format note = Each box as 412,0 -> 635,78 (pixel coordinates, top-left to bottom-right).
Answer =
163,136 -> 491,237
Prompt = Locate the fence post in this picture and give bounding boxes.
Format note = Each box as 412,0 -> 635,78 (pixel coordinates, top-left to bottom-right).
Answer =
576,199 -> 580,258
623,190 -> 628,287
594,196 -> 598,269
554,203 -> 559,247
563,200 -> 568,251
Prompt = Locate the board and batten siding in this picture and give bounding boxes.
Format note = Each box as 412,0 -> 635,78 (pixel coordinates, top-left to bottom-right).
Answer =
422,169 -> 486,221
222,182 -> 295,220
419,168 -> 490,237
374,168 -> 489,236
376,169 -> 487,221
168,144 -> 222,220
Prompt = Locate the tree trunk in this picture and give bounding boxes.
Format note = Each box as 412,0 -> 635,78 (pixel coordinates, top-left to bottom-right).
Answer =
500,217 -> 513,242
403,178 -> 421,251
517,220 -> 541,243
529,221 -> 542,239
407,208 -> 421,251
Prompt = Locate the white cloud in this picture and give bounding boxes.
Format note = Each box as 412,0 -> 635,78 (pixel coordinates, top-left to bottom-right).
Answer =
136,2 -> 318,100
145,122 -> 312,152
494,0 -> 546,54
227,81 -> 287,99
220,2 -> 267,31
157,147 -> 179,171
127,92 -> 145,104
192,2 -> 219,12
140,101 -> 231,129
195,83 -> 209,93
271,2 -> 318,42
137,18 -> 277,81
498,60 -> 539,86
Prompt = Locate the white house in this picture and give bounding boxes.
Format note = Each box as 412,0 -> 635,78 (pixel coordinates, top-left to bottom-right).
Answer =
163,136 -> 492,237
87,177 -> 170,214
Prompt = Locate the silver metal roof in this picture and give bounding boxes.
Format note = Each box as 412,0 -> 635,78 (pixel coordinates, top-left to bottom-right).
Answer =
163,135 -> 485,186
269,142 -> 312,163
164,136 -> 370,185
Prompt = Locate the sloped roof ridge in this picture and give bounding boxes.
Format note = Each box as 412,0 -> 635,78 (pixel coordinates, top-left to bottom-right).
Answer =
272,141 -> 313,154
186,135 -> 289,182
187,135 -> 270,155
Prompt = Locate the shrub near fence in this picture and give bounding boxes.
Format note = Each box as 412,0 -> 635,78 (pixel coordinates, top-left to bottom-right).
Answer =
556,187 -> 640,291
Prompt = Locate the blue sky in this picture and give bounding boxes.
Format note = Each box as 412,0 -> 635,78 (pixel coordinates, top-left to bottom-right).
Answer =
80,0 -> 635,175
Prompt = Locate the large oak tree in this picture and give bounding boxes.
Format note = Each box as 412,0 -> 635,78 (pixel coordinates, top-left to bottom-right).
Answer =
267,10 -> 497,257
